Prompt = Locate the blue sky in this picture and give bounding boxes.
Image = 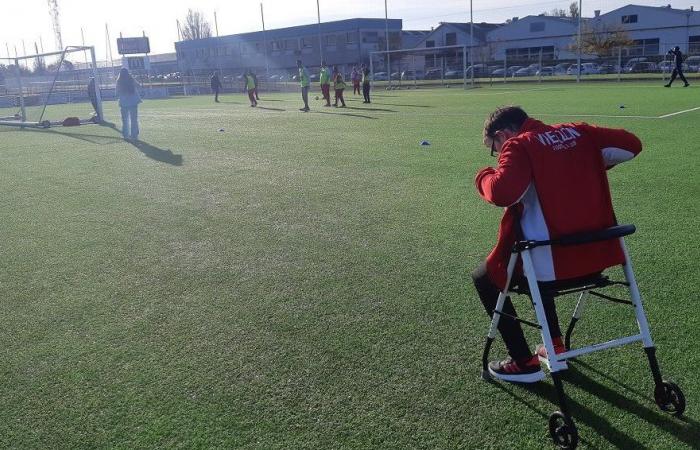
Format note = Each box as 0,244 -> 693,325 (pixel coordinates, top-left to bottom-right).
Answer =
0,0 -> 696,60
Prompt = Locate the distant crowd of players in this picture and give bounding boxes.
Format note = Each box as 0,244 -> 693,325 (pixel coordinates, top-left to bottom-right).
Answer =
208,60 -> 373,111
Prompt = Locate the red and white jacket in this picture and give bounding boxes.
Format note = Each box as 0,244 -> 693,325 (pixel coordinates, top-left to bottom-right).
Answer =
475,118 -> 642,289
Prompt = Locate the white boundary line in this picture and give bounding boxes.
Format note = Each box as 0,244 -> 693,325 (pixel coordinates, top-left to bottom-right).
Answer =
658,106 -> 700,119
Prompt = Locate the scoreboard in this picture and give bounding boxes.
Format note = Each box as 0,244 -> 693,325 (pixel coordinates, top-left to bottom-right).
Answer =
117,37 -> 151,55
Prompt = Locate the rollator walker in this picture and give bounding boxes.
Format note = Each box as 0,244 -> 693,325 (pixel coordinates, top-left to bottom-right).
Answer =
481,224 -> 686,449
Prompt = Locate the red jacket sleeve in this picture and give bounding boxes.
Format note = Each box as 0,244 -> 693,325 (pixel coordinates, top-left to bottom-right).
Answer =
474,140 -> 532,207
576,123 -> 642,168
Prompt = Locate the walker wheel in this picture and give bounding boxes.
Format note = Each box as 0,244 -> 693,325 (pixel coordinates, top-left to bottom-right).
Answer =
549,411 -> 578,449
654,381 -> 686,416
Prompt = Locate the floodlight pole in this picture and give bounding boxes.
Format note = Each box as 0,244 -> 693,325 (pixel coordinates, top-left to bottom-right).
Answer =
385,0 -> 391,89
317,0 -> 323,65
577,0 -> 582,83
261,3 -> 269,78
470,0 -> 474,86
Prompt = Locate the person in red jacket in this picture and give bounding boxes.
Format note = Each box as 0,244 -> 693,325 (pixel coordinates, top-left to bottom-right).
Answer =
473,106 -> 642,383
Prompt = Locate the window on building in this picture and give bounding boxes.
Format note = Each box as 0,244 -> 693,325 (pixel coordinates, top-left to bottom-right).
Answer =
302,36 -> 313,48
346,32 -> 358,44
325,35 -> 336,46
689,36 -> 700,55
621,14 -> 638,24
530,22 -> 545,32
643,38 -> 659,56
445,32 -> 457,46
286,39 -> 297,51
426,40 -> 435,48
362,32 -> 378,44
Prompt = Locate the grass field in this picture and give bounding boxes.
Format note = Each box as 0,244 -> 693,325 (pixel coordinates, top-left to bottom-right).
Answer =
1,82 -> 699,449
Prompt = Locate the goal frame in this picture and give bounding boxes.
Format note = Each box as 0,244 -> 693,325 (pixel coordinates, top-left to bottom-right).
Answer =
370,44 -> 476,90
0,46 -> 103,128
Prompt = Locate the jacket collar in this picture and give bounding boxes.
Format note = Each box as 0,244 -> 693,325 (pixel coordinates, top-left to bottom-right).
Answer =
519,118 -> 547,134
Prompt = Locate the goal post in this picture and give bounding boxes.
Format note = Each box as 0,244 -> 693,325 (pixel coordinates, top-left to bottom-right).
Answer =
0,46 -> 103,128
369,44 -> 478,90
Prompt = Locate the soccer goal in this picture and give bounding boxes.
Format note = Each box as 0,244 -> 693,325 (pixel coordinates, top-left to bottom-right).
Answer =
370,44 -> 479,90
0,46 -> 103,128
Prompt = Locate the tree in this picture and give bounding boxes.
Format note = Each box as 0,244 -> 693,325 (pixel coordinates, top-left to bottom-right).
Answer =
569,2 -> 580,19
570,23 -> 634,56
181,9 -> 212,40
542,2 -> 579,18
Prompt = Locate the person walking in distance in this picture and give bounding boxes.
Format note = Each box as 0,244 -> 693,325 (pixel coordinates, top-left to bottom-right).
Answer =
319,61 -> 331,107
664,46 -> 689,88
297,60 -> 311,112
332,66 -> 346,108
210,71 -> 223,102
351,66 -> 361,96
115,68 -> 142,140
245,69 -> 258,107
361,64 -> 371,104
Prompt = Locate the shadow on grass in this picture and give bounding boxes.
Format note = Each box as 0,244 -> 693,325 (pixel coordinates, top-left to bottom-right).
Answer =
344,106 -> 397,113
369,102 -> 433,108
256,106 -> 285,112
5,120 -> 183,166
311,111 -> 376,120
487,363 -> 700,449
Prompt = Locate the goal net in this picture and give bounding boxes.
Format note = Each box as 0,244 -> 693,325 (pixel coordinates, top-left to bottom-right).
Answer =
369,45 -> 481,90
0,46 -> 103,128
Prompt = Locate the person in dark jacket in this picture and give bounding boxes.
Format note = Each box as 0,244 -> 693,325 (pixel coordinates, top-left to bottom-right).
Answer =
664,46 -> 689,88
211,71 -> 223,102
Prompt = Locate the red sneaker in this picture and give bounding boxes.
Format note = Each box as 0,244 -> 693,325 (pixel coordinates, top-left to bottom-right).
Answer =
536,342 -> 567,361
488,356 -> 544,383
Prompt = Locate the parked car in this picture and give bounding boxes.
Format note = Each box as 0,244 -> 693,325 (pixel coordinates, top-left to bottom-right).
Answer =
309,73 -> 320,81
535,67 -> 555,76
597,64 -> 617,74
507,65 -> 524,76
658,61 -> 689,72
567,63 -> 600,75
424,68 -> 443,79
625,62 -> 657,73
685,56 -> 700,71
444,69 -> 464,79
514,67 -> 533,77
390,72 -> 402,80
373,72 -> 388,81
400,70 -> 424,80
491,68 -> 506,77
465,64 -> 490,77
553,63 -> 571,75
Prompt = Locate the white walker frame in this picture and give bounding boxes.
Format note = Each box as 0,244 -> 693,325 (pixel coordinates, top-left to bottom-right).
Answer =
481,224 -> 686,449
370,44 -> 476,90
0,46 -> 103,128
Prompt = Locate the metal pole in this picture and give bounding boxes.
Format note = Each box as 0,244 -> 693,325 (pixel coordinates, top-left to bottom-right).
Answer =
40,36 -> 45,53
260,3 -> 269,79
5,42 -> 10,59
577,0 -> 582,83
22,40 -> 27,69
385,0 -> 391,89
81,28 -> 88,66
470,0 -> 474,86
15,59 -> 26,121
214,11 -> 219,37
463,45 -> 467,89
90,47 -> 103,122
617,46 -> 622,82
317,0 -> 323,65
538,47 -> 542,82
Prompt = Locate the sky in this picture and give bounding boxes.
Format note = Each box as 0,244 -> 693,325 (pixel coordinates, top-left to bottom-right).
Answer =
0,0 -> 696,61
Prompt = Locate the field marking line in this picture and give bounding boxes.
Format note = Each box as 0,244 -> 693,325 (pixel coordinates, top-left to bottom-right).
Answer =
657,106 -> 700,119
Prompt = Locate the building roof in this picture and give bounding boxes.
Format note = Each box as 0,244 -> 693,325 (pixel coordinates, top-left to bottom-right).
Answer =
176,18 -> 403,48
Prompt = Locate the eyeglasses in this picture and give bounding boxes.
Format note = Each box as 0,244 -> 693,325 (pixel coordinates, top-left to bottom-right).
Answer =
489,130 -> 501,157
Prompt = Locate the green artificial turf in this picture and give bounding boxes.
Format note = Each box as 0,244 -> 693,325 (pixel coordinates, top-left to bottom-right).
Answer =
1,82 -> 699,449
